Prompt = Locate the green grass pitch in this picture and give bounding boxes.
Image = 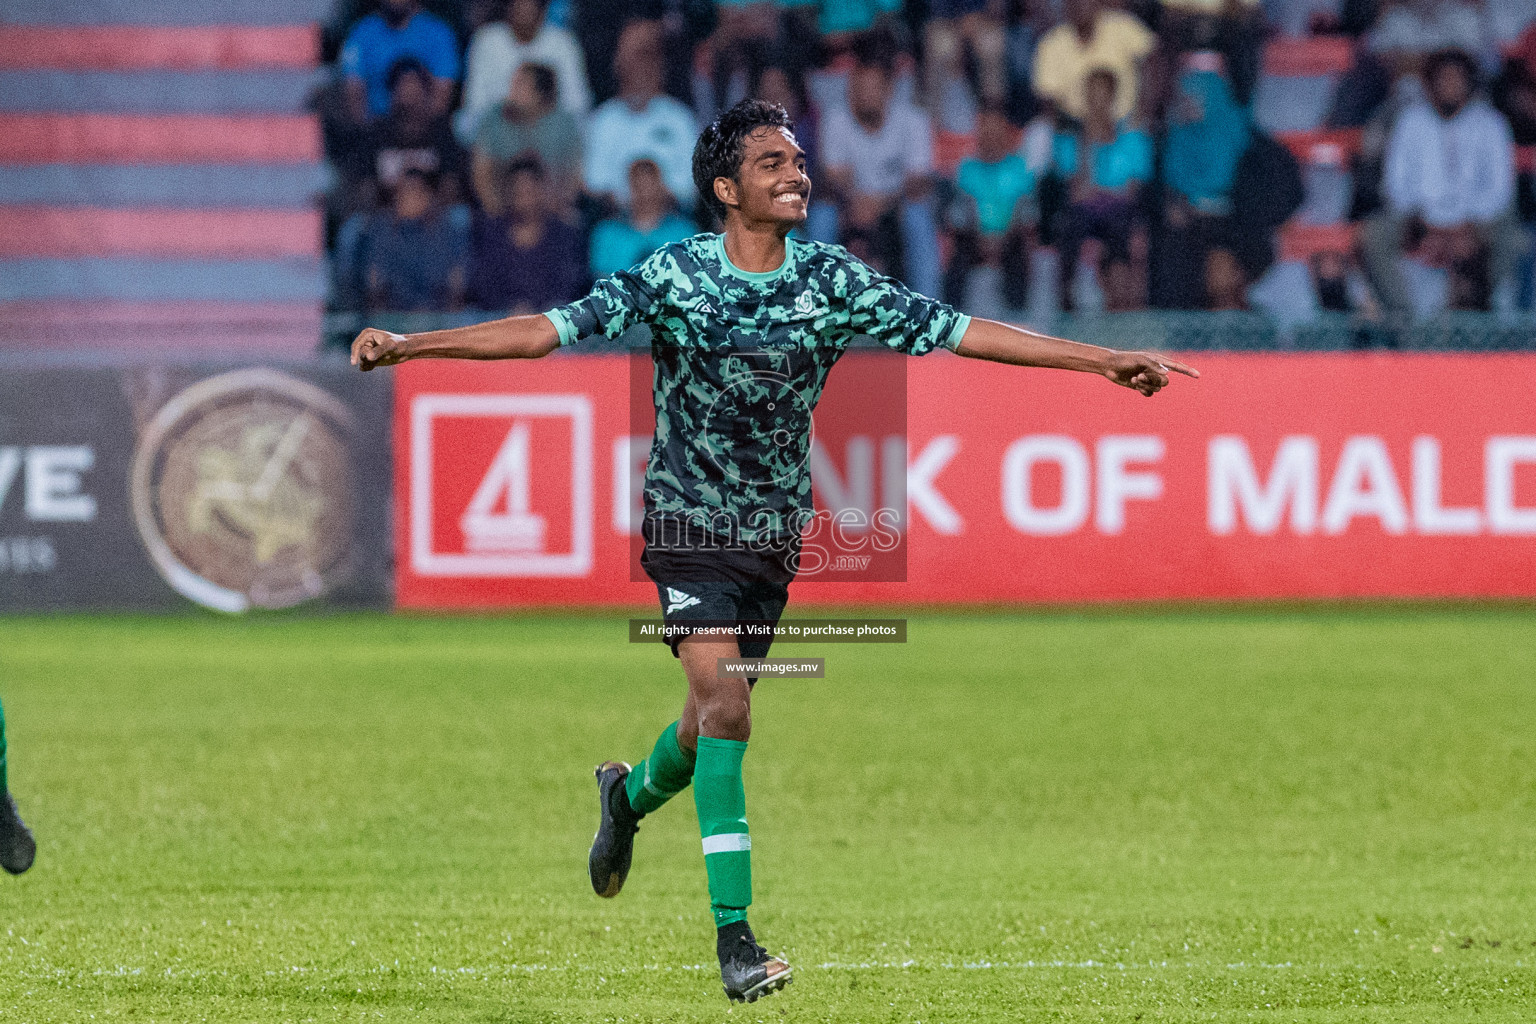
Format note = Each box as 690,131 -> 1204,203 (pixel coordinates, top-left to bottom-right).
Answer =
0,608 -> 1533,1022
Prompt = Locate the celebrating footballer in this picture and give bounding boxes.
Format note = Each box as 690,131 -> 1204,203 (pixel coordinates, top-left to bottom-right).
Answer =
352,98 -> 1196,1003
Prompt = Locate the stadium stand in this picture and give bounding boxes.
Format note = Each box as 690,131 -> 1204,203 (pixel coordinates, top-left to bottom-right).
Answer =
0,11 -> 329,354
4,0 -> 1535,353
1251,36 -> 1351,135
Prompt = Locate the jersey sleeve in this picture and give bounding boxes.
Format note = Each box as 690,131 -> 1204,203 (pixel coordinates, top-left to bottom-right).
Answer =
837,253 -> 971,355
543,244 -> 670,345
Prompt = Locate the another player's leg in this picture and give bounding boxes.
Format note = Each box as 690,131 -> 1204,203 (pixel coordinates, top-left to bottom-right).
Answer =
0,697 -> 36,875
588,720 -> 696,898
677,636 -> 791,1002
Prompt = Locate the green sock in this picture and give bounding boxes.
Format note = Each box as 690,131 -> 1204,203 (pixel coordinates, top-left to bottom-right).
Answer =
694,735 -> 751,928
0,696 -> 8,793
625,721 -> 695,815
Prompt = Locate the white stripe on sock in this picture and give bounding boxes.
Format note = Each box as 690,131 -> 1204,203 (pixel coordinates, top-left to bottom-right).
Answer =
643,765 -> 664,797
701,832 -> 751,855
641,764 -> 679,799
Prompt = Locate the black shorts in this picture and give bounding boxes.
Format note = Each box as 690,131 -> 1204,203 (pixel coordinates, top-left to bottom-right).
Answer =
640,516 -> 798,670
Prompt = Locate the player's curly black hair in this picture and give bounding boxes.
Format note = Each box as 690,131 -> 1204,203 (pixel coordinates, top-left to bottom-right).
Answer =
691,99 -> 795,222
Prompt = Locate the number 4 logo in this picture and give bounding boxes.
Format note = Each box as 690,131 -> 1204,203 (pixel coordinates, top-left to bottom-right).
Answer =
461,422 -> 545,553
411,394 -> 593,577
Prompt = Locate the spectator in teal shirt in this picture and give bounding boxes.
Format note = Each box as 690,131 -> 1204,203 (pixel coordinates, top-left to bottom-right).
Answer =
589,158 -> 698,277
1164,64 -> 1248,216
1152,58 -> 1252,310
957,111 -> 1038,236
816,0 -> 903,37
1052,68 -> 1152,311
946,103 -> 1037,311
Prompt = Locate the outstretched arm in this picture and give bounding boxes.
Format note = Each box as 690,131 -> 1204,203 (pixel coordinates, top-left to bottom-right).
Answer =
349,313 -> 560,371
954,317 -> 1198,397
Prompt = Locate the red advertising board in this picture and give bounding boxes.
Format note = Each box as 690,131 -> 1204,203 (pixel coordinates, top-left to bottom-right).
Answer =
394,353 -> 1536,608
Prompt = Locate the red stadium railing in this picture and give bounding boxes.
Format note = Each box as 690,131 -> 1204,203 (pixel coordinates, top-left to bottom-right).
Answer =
0,25 -> 319,70
0,113 -> 321,164
0,207 -> 321,258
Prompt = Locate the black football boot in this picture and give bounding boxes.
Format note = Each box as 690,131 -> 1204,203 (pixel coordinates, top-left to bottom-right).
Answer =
718,920 -> 792,1002
588,761 -> 642,898
0,792 -> 36,875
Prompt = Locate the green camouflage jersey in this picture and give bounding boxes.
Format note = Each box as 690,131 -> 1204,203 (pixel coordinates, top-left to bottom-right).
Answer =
544,232 -> 971,541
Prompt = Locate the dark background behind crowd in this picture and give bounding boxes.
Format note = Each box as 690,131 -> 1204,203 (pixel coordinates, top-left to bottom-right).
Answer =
313,0 -> 1536,330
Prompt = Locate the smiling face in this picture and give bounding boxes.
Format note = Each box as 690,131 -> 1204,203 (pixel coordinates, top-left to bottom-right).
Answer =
715,126 -> 810,229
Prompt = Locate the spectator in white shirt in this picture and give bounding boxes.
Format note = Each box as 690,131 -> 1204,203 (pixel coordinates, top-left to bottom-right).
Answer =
583,20 -> 700,211
1368,0 -> 1491,74
819,47 -> 943,298
1329,0 -> 1493,127
1361,50 -> 1527,313
457,0 -> 592,144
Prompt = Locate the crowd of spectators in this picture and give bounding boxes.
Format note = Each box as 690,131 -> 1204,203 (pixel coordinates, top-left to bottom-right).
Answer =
317,0 -> 1536,324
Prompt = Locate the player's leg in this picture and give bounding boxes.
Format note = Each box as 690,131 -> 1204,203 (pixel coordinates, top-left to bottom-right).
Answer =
0,696 -> 36,875
588,580 -> 728,899
591,707 -> 697,899
675,635 -> 792,1002
676,634 -> 752,927
624,720 -> 696,816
